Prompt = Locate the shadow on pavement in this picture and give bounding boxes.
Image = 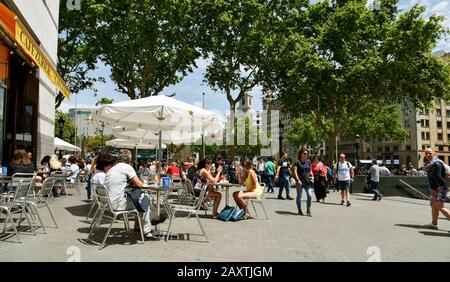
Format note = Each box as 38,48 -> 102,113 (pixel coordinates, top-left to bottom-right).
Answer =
65,204 -> 91,217
419,231 -> 450,237
320,202 -> 344,206
275,211 -> 298,216
395,224 -> 438,230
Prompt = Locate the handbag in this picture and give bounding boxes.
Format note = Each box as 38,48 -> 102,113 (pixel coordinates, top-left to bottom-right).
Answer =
217,206 -> 236,221
126,188 -> 149,213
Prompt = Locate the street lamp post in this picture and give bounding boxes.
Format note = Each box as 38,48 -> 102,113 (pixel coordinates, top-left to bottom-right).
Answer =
279,122 -> 284,158
355,134 -> 361,169
416,119 -> 421,168
58,116 -> 65,139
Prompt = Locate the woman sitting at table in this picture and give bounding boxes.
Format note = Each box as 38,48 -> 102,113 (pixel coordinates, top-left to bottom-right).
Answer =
233,160 -> 264,219
193,159 -> 223,218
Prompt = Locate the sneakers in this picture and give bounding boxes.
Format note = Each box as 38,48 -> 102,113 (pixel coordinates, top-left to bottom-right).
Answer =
346,201 -> 351,207
378,195 -> 383,201
306,210 -> 312,217
278,195 -> 285,200
340,200 -> 345,205
287,196 -> 294,200
424,223 -> 439,230
298,209 -> 304,216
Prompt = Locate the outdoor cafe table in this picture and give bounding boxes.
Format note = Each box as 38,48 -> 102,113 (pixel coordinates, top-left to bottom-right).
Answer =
216,182 -> 242,206
142,183 -> 184,238
142,183 -> 184,217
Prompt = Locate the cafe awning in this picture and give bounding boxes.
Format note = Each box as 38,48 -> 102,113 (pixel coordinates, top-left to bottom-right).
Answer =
0,3 -> 71,100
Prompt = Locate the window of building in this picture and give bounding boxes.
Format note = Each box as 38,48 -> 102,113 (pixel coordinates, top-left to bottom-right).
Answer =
385,146 -> 390,152
437,121 -> 442,128
438,146 -> 444,152
438,156 -> 445,161
448,133 -> 450,140
437,133 -> 443,140
436,109 -> 442,117
406,145 -> 411,151
366,148 -> 371,153
393,146 -> 398,152
447,121 -> 450,128
447,110 -> 450,117
422,145 -> 427,150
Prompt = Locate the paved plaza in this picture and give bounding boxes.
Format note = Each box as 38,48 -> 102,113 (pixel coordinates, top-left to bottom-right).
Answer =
0,187 -> 449,262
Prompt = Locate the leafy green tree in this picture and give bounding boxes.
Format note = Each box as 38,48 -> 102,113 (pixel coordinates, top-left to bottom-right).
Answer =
82,0 -> 201,99
264,0 -> 450,164
197,0 -> 272,160
56,3 -> 103,109
55,110 -> 76,143
95,98 -> 114,149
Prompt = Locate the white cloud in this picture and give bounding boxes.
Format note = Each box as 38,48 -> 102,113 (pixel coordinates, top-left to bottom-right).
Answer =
431,1 -> 449,14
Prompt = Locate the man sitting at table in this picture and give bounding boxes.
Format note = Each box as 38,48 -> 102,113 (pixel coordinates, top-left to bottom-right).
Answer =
167,162 -> 181,178
103,149 -> 159,241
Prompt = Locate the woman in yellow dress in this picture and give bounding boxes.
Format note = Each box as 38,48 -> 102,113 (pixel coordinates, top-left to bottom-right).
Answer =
233,160 -> 264,219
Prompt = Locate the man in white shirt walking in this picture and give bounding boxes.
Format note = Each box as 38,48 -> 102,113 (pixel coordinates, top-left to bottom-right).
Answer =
367,160 -> 383,201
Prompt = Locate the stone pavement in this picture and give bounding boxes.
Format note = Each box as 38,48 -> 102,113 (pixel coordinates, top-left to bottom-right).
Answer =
0,186 -> 449,262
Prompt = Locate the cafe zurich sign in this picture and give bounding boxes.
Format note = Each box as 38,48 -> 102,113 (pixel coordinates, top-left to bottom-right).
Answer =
0,3 -> 71,100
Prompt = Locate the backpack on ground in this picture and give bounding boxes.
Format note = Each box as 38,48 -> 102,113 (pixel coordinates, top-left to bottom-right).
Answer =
217,205 -> 236,221
230,208 -> 245,221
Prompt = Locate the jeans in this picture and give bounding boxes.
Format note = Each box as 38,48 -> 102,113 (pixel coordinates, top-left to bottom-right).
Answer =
370,181 -> 382,200
279,175 -> 290,197
267,174 -> 274,192
296,181 -> 313,211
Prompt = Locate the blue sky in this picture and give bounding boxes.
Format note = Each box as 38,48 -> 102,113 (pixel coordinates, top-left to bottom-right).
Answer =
59,0 -> 450,116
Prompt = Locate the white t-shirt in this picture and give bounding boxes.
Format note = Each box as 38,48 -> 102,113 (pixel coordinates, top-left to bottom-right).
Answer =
257,162 -> 266,172
92,170 -> 106,186
104,163 -> 137,204
66,164 -> 80,183
334,161 -> 353,181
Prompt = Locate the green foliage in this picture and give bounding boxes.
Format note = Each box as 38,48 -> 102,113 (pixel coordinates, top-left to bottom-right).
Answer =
95,98 -> 114,107
86,135 -> 115,153
286,114 -> 328,154
263,0 -> 450,163
55,110 -> 76,144
56,3 -> 104,109
82,0 -> 201,99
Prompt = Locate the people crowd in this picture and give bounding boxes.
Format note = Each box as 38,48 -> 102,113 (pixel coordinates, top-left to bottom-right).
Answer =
1,146 -> 447,238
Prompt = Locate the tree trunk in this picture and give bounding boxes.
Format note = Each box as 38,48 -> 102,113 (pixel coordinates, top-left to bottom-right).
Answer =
229,103 -> 236,161
327,132 -> 337,166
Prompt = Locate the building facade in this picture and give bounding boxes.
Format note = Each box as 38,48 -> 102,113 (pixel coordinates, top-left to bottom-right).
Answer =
0,0 -> 68,167
69,108 -> 112,137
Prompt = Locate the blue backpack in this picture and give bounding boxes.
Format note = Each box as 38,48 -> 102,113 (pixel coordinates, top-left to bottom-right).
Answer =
217,206 -> 236,221
230,209 -> 245,221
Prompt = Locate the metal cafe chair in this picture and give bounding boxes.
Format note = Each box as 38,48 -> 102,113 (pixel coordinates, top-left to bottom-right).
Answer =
165,183 -> 209,243
0,178 -> 35,243
17,178 -> 58,230
247,183 -> 269,220
88,184 -> 145,250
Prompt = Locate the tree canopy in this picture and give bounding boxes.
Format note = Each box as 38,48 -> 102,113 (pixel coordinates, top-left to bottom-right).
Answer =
263,0 -> 450,163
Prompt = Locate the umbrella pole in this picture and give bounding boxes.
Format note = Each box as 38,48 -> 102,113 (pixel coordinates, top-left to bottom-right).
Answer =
159,129 -> 162,163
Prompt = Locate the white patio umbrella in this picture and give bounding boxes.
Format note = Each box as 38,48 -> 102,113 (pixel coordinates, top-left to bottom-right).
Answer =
105,139 -> 167,150
54,137 -> 81,152
91,95 -> 224,161
111,126 -> 203,145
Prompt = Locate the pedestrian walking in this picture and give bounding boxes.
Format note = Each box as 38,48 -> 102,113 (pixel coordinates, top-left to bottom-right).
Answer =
275,152 -> 293,200
423,148 -> 450,230
292,149 -> 313,216
265,157 -> 275,193
367,160 -> 383,201
333,153 -> 354,207
311,155 -> 327,203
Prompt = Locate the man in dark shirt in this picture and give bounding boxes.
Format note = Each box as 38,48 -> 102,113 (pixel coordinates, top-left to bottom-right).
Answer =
214,156 -> 228,179
423,148 -> 450,230
275,152 -> 293,200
